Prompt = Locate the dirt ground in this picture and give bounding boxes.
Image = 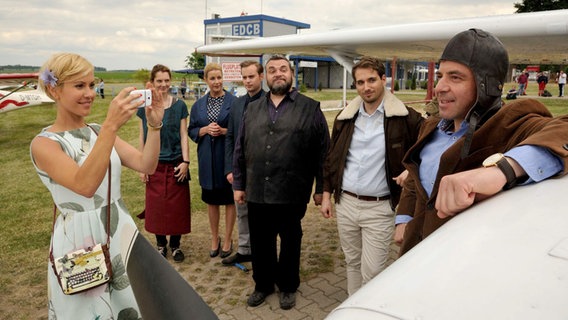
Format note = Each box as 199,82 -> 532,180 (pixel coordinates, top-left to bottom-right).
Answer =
0,203 -> 346,320
161,203 -> 345,317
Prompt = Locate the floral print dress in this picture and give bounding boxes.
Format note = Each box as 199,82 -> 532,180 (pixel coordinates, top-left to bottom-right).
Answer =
31,124 -> 141,320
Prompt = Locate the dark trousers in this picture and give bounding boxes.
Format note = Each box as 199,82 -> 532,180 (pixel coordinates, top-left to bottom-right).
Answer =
156,234 -> 181,248
248,202 -> 306,293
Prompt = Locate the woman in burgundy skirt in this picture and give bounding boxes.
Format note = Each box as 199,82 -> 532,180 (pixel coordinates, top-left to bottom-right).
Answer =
138,64 -> 191,262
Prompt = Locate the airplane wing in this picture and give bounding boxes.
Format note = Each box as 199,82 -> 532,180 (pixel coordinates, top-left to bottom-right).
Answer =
327,175 -> 568,319
0,73 -> 39,81
119,225 -> 219,319
196,10 -> 568,65
0,73 -> 39,89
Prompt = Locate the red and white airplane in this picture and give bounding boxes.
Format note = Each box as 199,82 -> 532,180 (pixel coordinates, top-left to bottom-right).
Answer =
0,73 -> 54,113
196,9 -> 568,319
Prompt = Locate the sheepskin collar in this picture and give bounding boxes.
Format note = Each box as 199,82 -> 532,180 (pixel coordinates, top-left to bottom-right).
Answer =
337,90 -> 409,120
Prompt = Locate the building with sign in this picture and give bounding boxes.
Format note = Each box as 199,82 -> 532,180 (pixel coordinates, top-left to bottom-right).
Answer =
203,13 -> 355,91
203,13 -> 309,77
202,13 -> 433,92
205,13 -> 310,41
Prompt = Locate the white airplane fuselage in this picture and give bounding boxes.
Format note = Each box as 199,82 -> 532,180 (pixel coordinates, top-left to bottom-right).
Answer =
0,89 -> 53,113
326,175 -> 568,320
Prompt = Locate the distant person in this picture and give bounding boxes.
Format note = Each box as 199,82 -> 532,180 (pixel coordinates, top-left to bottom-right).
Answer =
188,63 -> 236,259
394,29 -> 568,256
99,78 -> 105,98
523,70 -> 530,95
137,64 -> 191,262
180,77 -> 188,99
31,52 -> 164,319
233,54 -> 330,310
537,72 -> 548,96
320,56 -> 423,296
559,70 -> 566,97
516,70 -> 527,97
505,85 -> 518,100
171,84 -> 178,97
222,60 -> 266,266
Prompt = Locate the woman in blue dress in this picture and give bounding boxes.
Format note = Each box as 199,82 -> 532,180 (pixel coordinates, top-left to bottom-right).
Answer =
188,63 -> 236,258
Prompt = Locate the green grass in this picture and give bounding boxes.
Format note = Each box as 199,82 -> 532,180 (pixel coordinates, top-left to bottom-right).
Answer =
95,71 -> 201,84
0,96 -> 202,318
302,89 -> 360,102
0,84 -> 565,318
94,71 -> 139,83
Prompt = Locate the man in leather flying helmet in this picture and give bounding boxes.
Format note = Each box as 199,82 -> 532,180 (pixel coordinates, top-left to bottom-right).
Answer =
394,28 -> 568,255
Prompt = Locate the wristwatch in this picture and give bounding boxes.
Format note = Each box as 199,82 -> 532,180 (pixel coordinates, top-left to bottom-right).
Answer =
482,153 -> 518,190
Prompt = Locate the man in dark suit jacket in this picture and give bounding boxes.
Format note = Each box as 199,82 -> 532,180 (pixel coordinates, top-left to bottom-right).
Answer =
233,55 -> 330,310
223,60 -> 266,266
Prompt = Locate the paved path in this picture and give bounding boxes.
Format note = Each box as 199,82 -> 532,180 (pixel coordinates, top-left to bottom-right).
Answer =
172,236 -> 348,318
188,242 -> 400,320
164,200 -> 400,320
218,264 -> 349,320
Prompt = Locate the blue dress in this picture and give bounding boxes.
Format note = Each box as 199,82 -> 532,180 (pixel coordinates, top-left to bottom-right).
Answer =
188,91 -> 235,190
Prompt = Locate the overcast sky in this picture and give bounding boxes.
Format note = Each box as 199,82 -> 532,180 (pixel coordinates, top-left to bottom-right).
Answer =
1,0 -> 518,71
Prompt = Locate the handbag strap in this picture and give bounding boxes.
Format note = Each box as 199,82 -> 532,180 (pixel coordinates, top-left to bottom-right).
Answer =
49,125 -> 112,264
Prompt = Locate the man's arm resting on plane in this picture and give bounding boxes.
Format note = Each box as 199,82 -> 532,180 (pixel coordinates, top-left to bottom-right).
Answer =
436,145 -> 563,218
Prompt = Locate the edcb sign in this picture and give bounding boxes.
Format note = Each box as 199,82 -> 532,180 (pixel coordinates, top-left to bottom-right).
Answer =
232,23 -> 261,36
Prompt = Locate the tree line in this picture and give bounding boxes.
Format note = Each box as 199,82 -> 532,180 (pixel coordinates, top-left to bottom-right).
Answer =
1,65 -> 107,72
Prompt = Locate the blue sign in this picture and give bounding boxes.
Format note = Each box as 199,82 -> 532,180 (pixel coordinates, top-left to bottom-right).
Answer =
232,23 -> 261,36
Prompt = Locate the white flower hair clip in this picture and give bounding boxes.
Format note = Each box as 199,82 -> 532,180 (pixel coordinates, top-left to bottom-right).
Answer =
39,69 -> 58,88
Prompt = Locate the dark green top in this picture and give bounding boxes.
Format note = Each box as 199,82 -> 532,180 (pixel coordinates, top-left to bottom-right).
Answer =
137,98 -> 189,161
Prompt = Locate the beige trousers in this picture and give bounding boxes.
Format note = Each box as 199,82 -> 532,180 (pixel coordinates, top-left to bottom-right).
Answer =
335,193 -> 394,296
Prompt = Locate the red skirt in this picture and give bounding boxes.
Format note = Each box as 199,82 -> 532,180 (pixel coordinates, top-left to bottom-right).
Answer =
144,162 -> 191,235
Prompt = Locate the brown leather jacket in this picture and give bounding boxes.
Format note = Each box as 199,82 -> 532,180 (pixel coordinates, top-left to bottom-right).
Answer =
398,98 -> 568,255
323,92 -> 424,210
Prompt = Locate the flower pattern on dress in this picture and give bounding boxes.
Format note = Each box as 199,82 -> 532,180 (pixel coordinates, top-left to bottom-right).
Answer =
32,126 -> 141,319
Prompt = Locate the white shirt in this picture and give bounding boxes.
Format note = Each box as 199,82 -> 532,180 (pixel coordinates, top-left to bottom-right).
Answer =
559,72 -> 566,84
341,100 -> 389,197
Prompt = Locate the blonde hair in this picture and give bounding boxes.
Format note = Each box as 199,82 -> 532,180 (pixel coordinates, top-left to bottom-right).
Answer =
203,63 -> 222,79
38,53 -> 94,99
